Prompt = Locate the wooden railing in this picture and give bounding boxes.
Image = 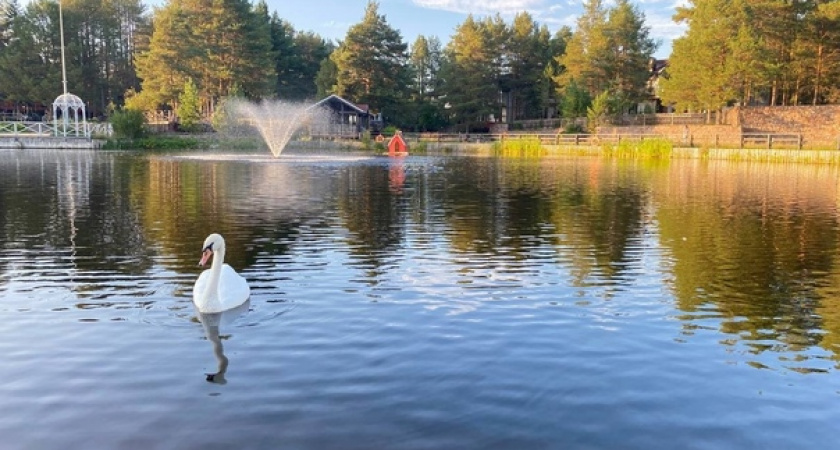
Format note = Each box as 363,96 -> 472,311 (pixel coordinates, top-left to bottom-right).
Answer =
405,132 -> 838,150
510,113 -> 717,130
740,133 -> 802,149
0,121 -> 112,137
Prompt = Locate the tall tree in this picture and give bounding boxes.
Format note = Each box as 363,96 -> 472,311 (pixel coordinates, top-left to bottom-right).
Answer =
505,12 -> 550,120
132,0 -> 274,114
330,1 -> 411,125
440,15 -> 501,131
407,34 -> 447,130
315,56 -> 337,98
0,0 -> 144,116
601,0 -> 657,109
555,0 -> 609,96
799,1 -> 840,104
286,31 -> 333,100
659,0 -> 742,120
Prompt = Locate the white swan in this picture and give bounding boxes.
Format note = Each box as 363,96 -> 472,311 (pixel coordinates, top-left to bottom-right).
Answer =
193,233 -> 250,313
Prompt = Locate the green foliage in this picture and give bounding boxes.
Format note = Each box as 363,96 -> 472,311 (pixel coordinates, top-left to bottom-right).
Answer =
561,79 -> 592,118
360,130 -> 372,149
440,15 -> 505,130
406,34 -> 448,131
110,109 -> 146,139
563,123 -> 586,134
271,18 -> 334,101
601,138 -> 673,159
133,0 -> 275,113
411,140 -> 428,154
493,136 -> 546,157
177,79 -> 201,132
660,0 -> 739,114
102,136 -> 201,150
587,91 -> 612,131
315,58 -> 338,98
0,0 -> 146,116
331,1 -> 412,126
555,0 -> 655,107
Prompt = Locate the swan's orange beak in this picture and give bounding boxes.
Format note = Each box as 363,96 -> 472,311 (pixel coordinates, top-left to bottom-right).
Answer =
199,248 -> 213,267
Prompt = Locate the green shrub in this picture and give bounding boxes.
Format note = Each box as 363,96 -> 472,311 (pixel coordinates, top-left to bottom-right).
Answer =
563,123 -> 585,134
177,78 -> 201,132
110,109 -> 146,139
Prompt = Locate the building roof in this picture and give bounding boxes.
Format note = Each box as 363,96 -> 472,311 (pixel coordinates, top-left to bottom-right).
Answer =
313,94 -> 367,114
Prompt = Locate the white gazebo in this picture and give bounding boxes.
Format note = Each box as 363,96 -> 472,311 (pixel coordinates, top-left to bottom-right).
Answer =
53,92 -> 88,137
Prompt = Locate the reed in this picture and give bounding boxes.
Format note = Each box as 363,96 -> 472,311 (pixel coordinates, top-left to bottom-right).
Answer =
493,136 -> 546,157
601,138 -> 673,159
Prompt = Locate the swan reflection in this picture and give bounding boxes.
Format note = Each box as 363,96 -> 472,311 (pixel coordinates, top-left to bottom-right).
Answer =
197,299 -> 251,384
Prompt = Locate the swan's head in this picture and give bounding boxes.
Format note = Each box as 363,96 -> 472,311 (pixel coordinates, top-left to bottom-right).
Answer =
199,233 -> 226,266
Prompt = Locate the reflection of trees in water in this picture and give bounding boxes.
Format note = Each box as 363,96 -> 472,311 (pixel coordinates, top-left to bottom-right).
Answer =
0,150 -> 153,295
336,163 -> 409,280
433,158 -> 647,290
136,158 -> 335,272
655,160 -> 840,363
7,151 -> 840,365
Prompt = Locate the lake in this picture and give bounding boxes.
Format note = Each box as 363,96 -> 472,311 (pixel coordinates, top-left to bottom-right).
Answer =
1,148 -> 839,449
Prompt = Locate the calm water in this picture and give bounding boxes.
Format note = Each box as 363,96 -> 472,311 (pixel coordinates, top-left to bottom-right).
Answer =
1,149 -> 839,449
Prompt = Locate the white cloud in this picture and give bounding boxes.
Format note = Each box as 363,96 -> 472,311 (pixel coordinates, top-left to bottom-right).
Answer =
411,0 -> 546,15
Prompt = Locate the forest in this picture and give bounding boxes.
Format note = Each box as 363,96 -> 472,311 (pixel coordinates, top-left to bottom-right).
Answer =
0,0 -> 838,131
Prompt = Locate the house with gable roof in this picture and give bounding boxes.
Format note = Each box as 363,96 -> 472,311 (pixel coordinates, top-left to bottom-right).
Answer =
310,94 -> 383,138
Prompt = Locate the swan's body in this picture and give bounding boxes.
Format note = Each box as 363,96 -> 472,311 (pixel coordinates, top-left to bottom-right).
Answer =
193,233 -> 250,313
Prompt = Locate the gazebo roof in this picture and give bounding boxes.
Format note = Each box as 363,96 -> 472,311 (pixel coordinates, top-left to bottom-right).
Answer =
53,92 -> 85,109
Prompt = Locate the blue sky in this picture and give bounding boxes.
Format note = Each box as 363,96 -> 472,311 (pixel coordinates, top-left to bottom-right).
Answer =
266,0 -> 687,58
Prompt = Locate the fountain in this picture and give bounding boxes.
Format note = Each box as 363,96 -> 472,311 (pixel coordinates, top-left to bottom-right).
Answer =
224,99 -> 328,157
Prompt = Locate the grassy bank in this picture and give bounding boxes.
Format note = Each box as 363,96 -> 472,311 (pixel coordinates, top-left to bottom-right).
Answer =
103,136 -> 202,150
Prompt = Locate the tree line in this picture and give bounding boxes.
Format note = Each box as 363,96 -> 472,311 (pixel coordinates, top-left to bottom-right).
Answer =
1,0 -> 838,131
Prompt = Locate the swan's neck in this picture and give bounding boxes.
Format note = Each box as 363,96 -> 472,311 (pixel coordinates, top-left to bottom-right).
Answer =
205,248 -> 225,298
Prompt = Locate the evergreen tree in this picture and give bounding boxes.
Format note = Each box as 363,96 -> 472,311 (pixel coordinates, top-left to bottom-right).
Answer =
440,15 -> 500,131
177,77 -> 200,130
799,1 -> 840,104
268,14 -> 331,100
561,80 -> 591,118
556,0 -> 609,96
0,0 -> 144,116
408,34 -> 447,130
133,0 -> 274,113
602,0 -> 657,110
330,1 -> 411,126
660,0 -> 741,119
315,56 -> 337,98
506,12 -> 550,120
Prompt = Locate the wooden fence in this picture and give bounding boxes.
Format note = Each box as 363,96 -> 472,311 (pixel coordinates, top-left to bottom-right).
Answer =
406,131 -> 840,150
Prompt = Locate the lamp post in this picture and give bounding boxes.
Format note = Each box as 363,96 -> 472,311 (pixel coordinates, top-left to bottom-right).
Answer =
53,0 -> 87,138
58,0 -> 68,136
58,0 -> 69,96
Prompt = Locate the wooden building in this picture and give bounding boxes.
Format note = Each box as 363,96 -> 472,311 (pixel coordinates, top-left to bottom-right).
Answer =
310,94 -> 382,138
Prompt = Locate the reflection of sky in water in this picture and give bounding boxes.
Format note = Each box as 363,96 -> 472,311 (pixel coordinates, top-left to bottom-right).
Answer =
1,150 -> 840,448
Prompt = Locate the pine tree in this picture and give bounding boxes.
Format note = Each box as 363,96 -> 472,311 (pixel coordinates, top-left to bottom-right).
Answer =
602,0 -> 657,109
660,0 -> 740,119
331,1 -> 411,125
440,15 -> 500,131
133,0 -> 274,113
556,0 -> 609,96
